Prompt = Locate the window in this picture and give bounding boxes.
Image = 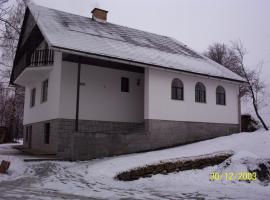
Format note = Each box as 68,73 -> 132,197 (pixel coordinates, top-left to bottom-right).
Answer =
41,79 -> 48,103
171,78 -> 184,100
25,129 -> 28,142
44,123 -> 50,144
195,82 -> 206,103
121,77 -> 129,92
136,78 -> 141,86
216,86 -> 226,105
30,88 -> 36,107
25,126 -> 32,142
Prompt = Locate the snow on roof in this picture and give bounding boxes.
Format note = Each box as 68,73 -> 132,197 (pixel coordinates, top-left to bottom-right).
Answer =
28,3 -> 244,82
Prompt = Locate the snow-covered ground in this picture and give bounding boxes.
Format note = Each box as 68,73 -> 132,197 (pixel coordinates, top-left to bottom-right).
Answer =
0,130 -> 270,200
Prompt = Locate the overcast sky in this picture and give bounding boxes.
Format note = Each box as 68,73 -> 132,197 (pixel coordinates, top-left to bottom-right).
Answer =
32,0 -> 270,82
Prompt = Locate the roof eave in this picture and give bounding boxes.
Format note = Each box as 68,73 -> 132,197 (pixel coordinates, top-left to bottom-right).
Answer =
52,45 -> 245,84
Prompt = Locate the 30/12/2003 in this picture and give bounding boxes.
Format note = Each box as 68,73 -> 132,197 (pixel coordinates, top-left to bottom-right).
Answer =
210,172 -> 257,181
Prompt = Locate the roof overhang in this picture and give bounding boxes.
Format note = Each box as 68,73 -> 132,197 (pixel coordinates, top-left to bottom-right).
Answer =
52,45 -> 246,85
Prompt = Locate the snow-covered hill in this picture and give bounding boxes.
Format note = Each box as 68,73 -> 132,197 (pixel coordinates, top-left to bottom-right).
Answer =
0,130 -> 269,199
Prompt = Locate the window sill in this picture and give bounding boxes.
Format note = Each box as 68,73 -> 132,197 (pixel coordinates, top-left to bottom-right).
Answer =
171,98 -> 184,101
195,101 -> 207,104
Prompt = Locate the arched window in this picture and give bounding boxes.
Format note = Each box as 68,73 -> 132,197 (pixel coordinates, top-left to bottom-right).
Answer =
195,82 -> 206,103
216,86 -> 226,105
171,78 -> 184,100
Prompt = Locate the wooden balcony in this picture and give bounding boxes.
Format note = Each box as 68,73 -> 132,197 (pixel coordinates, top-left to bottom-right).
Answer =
28,49 -> 54,67
13,49 -> 54,87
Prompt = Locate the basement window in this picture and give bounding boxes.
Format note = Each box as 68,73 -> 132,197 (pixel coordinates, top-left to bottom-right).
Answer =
25,126 -> 31,142
44,123 -> 50,144
25,128 -> 28,142
121,77 -> 129,92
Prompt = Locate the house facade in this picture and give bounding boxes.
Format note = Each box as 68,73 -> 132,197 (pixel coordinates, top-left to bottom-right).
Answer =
11,4 -> 244,160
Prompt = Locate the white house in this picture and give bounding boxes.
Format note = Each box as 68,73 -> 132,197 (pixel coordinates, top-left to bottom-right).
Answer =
11,3 -> 244,160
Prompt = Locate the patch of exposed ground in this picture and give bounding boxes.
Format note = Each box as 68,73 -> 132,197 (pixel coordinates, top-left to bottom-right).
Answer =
116,151 -> 234,181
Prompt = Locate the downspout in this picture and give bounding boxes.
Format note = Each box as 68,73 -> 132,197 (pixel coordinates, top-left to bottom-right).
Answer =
75,57 -> 81,132
71,57 -> 81,161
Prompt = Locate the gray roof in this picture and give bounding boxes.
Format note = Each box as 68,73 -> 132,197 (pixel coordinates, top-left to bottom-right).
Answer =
28,3 -> 244,82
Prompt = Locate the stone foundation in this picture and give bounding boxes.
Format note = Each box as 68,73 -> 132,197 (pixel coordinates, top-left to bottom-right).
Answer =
23,119 -> 239,160
23,120 -> 60,154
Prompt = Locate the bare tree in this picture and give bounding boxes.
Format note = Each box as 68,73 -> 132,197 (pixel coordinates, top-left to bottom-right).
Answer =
0,0 -> 27,140
204,43 -> 244,77
0,82 -> 16,142
232,41 -> 268,131
204,41 -> 269,131
0,0 -> 27,79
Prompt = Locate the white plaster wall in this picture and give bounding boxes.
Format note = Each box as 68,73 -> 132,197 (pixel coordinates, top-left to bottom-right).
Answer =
145,68 -> 240,124
23,51 -> 62,125
23,56 -> 239,125
59,61 -> 144,122
58,61 -> 77,119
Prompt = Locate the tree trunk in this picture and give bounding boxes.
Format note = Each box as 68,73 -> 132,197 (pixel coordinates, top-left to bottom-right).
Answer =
241,63 -> 269,131
250,86 -> 269,131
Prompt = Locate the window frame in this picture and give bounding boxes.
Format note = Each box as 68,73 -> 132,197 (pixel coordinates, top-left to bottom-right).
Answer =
121,77 -> 129,93
216,86 -> 226,105
171,78 -> 184,101
44,123 -> 50,144
41,79 -> 49,103
25,130 -> 28,142
25,126 -> 32,142
30,88 -> 36,108
195,82 -> 206,103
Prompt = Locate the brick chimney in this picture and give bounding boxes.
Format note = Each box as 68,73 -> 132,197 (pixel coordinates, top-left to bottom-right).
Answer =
91,8 -> 108,23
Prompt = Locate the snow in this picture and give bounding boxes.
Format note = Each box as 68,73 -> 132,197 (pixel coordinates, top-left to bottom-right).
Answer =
0,144 -> 27,181
0,130 -> 270,199
27,3 -> 244,83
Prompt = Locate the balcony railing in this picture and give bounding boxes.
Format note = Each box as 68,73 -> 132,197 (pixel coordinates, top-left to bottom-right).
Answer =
12,49 -> 55,83
28,49 -> 54,67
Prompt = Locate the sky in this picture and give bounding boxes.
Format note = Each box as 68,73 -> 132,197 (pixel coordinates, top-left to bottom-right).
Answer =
31,0 -> 270,82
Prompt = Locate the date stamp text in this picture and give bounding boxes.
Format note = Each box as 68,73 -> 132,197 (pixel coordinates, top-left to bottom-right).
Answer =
210,172 -> 257,181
